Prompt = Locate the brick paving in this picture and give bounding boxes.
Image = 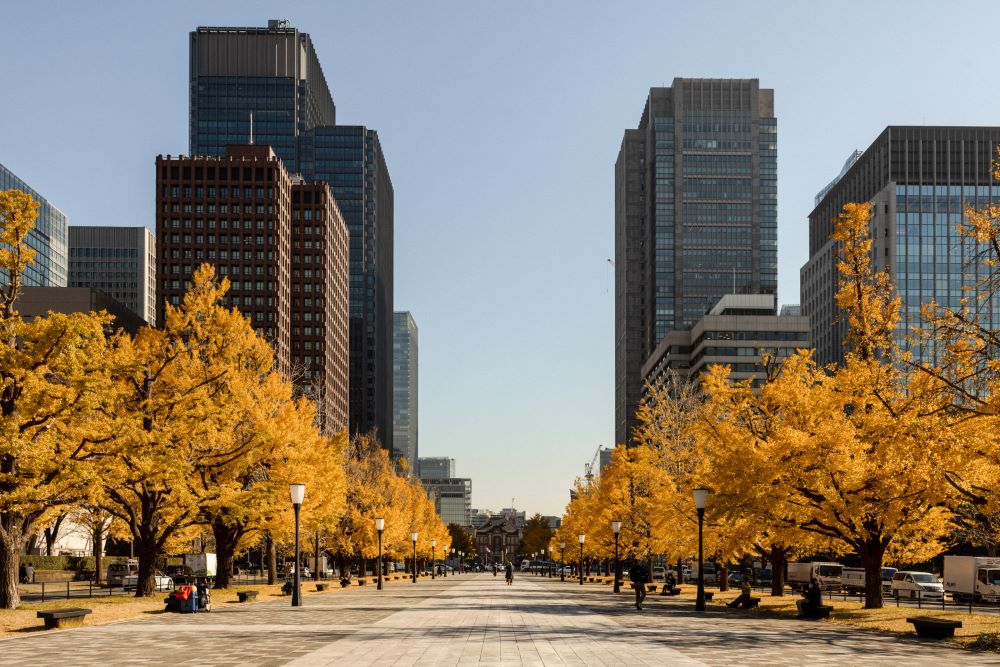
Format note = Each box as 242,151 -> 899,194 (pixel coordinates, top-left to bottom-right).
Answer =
1,573 -> 998,665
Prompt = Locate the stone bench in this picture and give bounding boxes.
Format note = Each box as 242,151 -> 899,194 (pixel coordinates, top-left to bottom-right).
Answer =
37,608 -> 91,630
315,583 -> 328,592
236,590 -> 258,603
660,586 -> 682,596
726,596 -> 760,609
907,617 -> 962,639
798,604 -> 833,619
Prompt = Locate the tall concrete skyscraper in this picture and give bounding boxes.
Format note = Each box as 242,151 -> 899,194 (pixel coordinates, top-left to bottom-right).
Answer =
615,78 -> 777,445
189,20 -> 394,449
69,226 -> 156,325
393,311 -> 418,467
0,162 -> 68,287
802,126 -> 1000,366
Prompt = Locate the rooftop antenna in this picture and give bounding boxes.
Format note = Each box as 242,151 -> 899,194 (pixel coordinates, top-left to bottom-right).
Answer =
248,112 -> 254,145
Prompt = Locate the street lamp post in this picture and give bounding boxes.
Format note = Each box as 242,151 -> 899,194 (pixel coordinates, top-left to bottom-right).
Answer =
411,532 -> 419,583
693,488 -> 710,612
375,517 -> 385,590
560,542 -> 566,582
611,520 -> 622,593
459,551 -> 464,574
289,483 -> 305,607
431,540 -> 437,579
578,534 -> 586,586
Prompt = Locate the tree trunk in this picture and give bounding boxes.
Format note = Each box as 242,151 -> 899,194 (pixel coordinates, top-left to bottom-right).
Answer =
677,557 -> 684,585
0,526 -> 23,609
212,519 -> 242,590
93,524 -> 104,585
44,513 -> 66,556
134,531 -> 159,597
265,533 -> 276,585
719,563 -> 729,592
861,539 -> 887,609
768,545 -> 786,597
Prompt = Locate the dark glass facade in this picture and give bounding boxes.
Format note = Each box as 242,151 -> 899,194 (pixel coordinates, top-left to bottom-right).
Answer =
189,21 -> 336,172
615,78 -> 776,445
803,126 -> 1000,366
0,162 -> 68,287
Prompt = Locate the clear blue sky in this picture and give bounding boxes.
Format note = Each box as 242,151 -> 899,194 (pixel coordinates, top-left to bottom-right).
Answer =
3,1 -> 1000,516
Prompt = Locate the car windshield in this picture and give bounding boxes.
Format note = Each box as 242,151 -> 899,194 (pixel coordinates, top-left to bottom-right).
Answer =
910,573 -> 938,583
818,565 -> 842,577
881,568 -> 897,580
987,569 -> 1000,585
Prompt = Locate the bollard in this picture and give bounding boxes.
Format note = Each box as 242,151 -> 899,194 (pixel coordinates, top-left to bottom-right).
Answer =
41,582 -> 45,602
917,590 -> 922,609
67,581 -> 71,600
89,580 -> 92,598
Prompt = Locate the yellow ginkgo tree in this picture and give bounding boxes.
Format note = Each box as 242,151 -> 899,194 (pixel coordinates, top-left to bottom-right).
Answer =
0,190 -> 117,608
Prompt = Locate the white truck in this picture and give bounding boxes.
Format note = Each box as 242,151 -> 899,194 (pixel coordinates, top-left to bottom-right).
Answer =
943,555 -> 1000,603
786,561 -> 843,591
183,552 -> 218,577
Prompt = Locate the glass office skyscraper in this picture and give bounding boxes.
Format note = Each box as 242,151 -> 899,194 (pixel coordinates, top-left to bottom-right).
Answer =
393,311 -> 418,468
615,78 -> 776,446
802,126 -> 1000,366
189,20 -> 394,449
189,20 -> 335,170
0,162 -> 68,287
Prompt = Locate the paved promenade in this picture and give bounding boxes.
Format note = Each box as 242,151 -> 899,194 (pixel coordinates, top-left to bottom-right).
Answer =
1,574 -> 998,665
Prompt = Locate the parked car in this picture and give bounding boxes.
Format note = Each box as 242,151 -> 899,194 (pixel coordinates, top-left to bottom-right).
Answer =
285,566 -> 311,579
123,573 -> 174,592
652,566 -> 665,582
891,571 -> 944,600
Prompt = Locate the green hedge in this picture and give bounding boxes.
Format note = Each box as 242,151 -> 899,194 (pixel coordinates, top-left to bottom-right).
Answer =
22,555 -> 127,572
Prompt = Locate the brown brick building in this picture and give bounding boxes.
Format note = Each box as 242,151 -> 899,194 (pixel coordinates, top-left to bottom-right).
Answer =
291,181 -> 349,432
156,145 -> 349,431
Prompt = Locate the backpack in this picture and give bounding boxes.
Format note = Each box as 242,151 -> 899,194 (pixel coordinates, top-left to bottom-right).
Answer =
630,563 -> 648,583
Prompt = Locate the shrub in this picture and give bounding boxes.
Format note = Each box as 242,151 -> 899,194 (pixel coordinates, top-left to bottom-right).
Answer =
970,633 -> 1000,652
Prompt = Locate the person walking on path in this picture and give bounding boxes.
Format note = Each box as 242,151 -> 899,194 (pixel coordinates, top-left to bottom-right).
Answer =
504,561 -> 514,586
629,559 -> 649,610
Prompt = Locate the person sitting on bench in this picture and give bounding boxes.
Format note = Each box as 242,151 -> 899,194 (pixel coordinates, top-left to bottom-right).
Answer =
727,575 -> 755,608
796,578 -> 823,617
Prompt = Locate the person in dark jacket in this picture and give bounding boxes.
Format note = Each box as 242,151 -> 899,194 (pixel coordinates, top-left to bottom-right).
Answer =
796,577 -> 823,617
504,561 -> 514,585
629,560 -> 649,610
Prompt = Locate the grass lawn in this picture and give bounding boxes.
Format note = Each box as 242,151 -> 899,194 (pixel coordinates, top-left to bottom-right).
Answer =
670,586 -> 1000,650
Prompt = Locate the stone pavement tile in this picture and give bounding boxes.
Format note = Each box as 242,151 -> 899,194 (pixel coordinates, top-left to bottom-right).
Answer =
3,574 -> 999,665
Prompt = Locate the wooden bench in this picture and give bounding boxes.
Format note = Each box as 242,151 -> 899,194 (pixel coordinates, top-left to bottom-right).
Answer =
236,590 -> 258,603
907,617 -> 962,639
37,608 -> 91,629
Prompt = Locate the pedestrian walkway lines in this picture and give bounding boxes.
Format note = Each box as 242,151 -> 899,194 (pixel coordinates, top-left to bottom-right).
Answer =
286,577 -> 707,666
